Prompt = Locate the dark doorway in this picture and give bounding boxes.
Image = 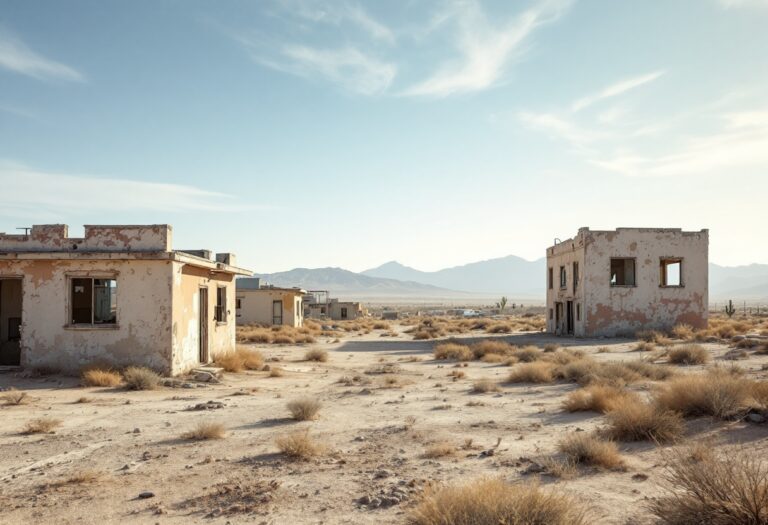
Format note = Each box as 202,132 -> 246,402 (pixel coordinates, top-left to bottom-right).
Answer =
555,302 -> 563,334
0,278 -> 22,366
199,287 -> 209,363
566,300 -> 574,335
272,300 -> 283,325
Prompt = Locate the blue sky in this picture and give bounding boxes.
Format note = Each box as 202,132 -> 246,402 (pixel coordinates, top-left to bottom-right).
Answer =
1,0 -> 767,273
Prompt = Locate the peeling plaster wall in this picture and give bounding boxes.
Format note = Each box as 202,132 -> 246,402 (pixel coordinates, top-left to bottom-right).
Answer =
171,263 -> 236,375
545,236 -> 587,336
0,224 -> 171,252
0,259 -> 174,374
235,289 -> 303,327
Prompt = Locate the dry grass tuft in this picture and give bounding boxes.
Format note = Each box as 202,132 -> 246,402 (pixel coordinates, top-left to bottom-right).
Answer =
287,397 -> 322,421
655,370 -> 760,419
648,446 -> 768,525
273,335 -> 295,345
268,366 -> 284,377
671,323 -> 695,340
513,345 -> 544,362
604,397 -> 683,443
214,352 -> 245,372
433,342 -> 473,361
470,340 -> 513,359
81,368 -> 122,387
123,366 -> 161,390
237,346 -> 265,370
21,417 -> 62,435
667,344 -> 710,365
2,388 -> 29,405
423,442 -> 457,458
63,469 -> 103,484
472,378 -> 501,393
507,362 -> 556,384
276,429 -> 325,460
563,384 -> 640,414
558,433 -> 624,470
181,421 -> 226,440
304,348 -> 328,362
635,341 -> 656,352
407,477 -> 589,525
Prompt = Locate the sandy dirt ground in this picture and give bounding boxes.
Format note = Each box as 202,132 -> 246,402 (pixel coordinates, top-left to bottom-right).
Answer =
1,326 -> 767,525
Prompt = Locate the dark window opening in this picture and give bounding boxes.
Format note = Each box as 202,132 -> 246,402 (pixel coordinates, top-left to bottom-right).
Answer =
576,303 -> 581,321
549,308 -> 553,320
548,267 -> 553,290
215,286 -> 227,323
272,300 -> 282,325
559,266 -> 567,289
610,258 -> 636,286
71,278 -> 117,325
573,262 -> 579,292
341,307 -> 348,320
660,258 -> 682,287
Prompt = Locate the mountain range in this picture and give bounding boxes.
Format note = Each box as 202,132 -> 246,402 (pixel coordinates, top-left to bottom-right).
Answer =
255,256 -> 768,303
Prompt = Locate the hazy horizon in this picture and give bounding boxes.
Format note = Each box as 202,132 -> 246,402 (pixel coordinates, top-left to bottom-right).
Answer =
2,0 -> 767,273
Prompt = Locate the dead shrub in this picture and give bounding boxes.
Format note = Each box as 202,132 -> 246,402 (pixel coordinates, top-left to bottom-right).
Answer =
215,352 -> 245,373
407,477 -> 589,525
472,378 -> 501,393
433,343 -> 473,361
2,388 -> 29,405
236,346 -> 265,370
480,353 -> 506,363
507,362 -> 556,384
423,442 -> 456,458
543,343 -> 560,352
75,396 -> 91,403
563,384 -> 640,414
655,371 -> 756,419
470,340 -> 513,358
635,341 -> 656,352
268,366 -> 284,377
304,348 -> 328,362
604,398 -> 683,443
294,334 -> 316,344
123,366 -> 161,390
276,429 -> 325,460
181,421 -> 226,440
373,321 -> 391,330
273,335 -> 295,345
648,446 -> 768,525
513,345 -> 544,362
63,470 -> 102,484
623,360 -> 676,381
287,397 -> 322,421
486,322 -> 512,334
413,331 -> 433,340
671,323 -> 695,340
81,368 -> 122,387
667,344 -> 710,365
558,433 -> 624,470
21,417 -> 62,435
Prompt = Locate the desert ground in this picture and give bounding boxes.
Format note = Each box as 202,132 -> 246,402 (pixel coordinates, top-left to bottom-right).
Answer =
1,314 -> 767,524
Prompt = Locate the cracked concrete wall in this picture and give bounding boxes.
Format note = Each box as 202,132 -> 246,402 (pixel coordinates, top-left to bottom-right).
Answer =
0,224 -> 171,252
0,259 -> 174,374
171,262 -> 236,375
235,289 -> 303,327
545,235 -> 587,336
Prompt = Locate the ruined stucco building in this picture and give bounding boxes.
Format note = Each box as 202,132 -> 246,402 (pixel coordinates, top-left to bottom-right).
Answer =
546,227 -> 708,337
235,278 -> 306,327
303,290 -> 367,321
0,224 -> 251,375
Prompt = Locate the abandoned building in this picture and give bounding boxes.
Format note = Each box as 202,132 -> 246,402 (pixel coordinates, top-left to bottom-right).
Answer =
235,277 -> 306,327
303,290 -> 367,321
546,227 -> 708,337
0,224 -> 251,374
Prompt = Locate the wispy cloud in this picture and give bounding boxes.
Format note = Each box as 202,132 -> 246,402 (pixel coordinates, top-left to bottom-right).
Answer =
0,31 -> 84,82
0,162 -> 252,216
281,0 -> 395,44
718,0 -> 768,9
518,111 -> 603,146
403,0 -> 572,97
571,70 -> 664,112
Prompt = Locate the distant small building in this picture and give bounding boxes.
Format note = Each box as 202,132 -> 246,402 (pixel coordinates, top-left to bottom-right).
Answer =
303,290 -> 367,321
0,224 -> 251,375
546,227 -> 708,337
329,299 -> 366,320
235,278 -> 305,327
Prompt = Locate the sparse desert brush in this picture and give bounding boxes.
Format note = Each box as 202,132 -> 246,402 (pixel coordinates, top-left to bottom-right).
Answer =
62,469 -> 103,485
373,321 -> 391,330
21,417 -> 62,435
648,446 -> 768,525
448,370 -> 466,380
75,396 -> 91,403
667,344 -> 710,365
380,375 -> 410,388
555,358 -> 640,386
81,368 -> 122,387
486,322 -> 512,334
236,346 -> 265,370
413,331 -> 433,340
470,339 -> 513,358
655,370 -> 757,419
563,384 -> 640,414
433,342 -> 473,361
472,378 -> 501,393
181,421 -> 226,440
480,353 -> 506,363
735,338 -> 762,349
407,477 -> 589,525
287,397 -> 322,421
597,346 -> 611,353
303,348 -> 328,362
558,433 -> 624,470
2,388 -> 29,405
294,334 -> 317,344
268,366 -> 285,377
634,341 -> 656,352
604,398 -> 683,443
424,441 -> 456,458
273,335 -> 295,345
636,329 -> 673,345
545,348 -> 585,365
215,352 -> 245,372
623,360 -> 676,381
123,366 -> 161,390
507,362 -> 556,384
276,429 -> 325,460
543,343 -> 560,352
513,345 -> 543,362
671,323 -> 695,340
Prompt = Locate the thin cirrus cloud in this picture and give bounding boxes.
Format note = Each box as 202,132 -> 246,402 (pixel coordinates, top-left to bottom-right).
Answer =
287,0 -> 396,44
0,31 -> 84,82
0,162 -> 253,216
402,0 -> 573,97
571,70 -> 665,112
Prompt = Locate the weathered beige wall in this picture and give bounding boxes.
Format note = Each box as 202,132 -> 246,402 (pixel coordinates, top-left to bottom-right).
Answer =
0,259 -> 174,374
236,289 -> 302,327
329,301 -> 364,321
545,236 -> 587,336
0,224 -> 171,252
546,228 -> 708,337
171,262 -> 236,375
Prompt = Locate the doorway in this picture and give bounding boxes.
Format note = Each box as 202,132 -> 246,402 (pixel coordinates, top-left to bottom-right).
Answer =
566,300 -> 574,335
272,300 -> 283,325
555,302 -> 563,335
0,278 -> 22,366
199,287 -> 209,363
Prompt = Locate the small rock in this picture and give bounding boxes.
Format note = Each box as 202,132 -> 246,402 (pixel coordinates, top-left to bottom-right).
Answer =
133,428 -> 141,434
374,469 -> 392,479
747,413 -> 766,424
138,491 -> 155,499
